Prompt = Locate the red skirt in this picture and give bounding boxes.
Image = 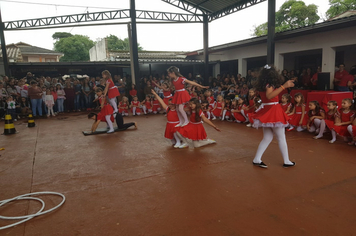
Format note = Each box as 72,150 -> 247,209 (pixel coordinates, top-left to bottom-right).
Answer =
289,113 -> 308,127
98,104 -> 114,117
179,122 -> 207,141
108,87 -> 120,99
164,122 -> 180,139
233,112 -> 246,122
131,107 -> 141,113
152,104 -> 161,112
97,114 -> 114,122
225,110 -> 231,117
325,121 -> 351,137
119,108 -> 128,114
212,108 -> 222,117
252,104 -> 290,128
172,90 -> 191,105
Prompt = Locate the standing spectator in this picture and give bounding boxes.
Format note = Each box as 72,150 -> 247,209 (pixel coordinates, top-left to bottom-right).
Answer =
334,63 -> 350,91
28,81 -> 43,117
302,68 -> 312,88
56,84 -> 66,113
64,80 -> 75,112
74,80 -> 82,111
82,78 -> 92,110
0,81 -> 9,100
311,66 -> 321,90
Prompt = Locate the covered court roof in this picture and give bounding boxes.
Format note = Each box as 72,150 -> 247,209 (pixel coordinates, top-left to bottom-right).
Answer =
162,0 -> 266,21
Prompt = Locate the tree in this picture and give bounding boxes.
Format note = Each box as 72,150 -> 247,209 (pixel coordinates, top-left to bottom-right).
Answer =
53,34 -> 95,62
52,32 -> 73,41
326,0 -> 356,19
252,0 -> 320,36
106,34 -> 143,51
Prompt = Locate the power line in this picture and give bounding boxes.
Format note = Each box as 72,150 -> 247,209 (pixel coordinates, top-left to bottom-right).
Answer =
0,0 -> 124,10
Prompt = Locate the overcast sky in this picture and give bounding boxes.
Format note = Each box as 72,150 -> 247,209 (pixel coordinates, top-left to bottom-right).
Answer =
0,0 -> 330,51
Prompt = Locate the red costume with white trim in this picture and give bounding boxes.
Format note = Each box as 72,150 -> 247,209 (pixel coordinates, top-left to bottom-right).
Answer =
289,104 -> 308,126
232,104 -> 247,122
143,100 -> 152,110
326,110 -> 355,137
152,100 -> 161,112
118,102 -> 129,114
164,107 -> 180,139
208,96 -> 215,110
163,90 -> 173,105
212,101 -> 223,117
172,77 -> 190,104
179,109 -> 207,140
280,102 -> 292,113
130,101 -> 141,114
97,95 -> 114,121
106,79 -> 120,99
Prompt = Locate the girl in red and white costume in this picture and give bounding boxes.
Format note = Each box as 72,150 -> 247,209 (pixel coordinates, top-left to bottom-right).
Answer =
152,81 -> 172,105
205,90 -> 215,111
232,97 -> 248,123
280,93 -> 292,114
142,95 -> 153,115
252,65 -> 296,168
95,87 -> 115,133
306,101 -> 325,134
130,96 -> 141,116
151,89 -> 188,148
244,89 -> 258,126
102,70 -> 120,115
211,95 -> 224,120
313,100 -> 339,140
347,115 -> 356,146
178,98 -> 220,148
118,96 -> 129,116
152,96 -> 161,114
287,93 -> 308,132
167,66 -> 208,127
222,98 -> 232,121
325,98 -> 354,143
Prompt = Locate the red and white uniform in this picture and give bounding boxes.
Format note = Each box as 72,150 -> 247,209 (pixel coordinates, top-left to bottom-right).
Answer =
307,109 -> 325,125
118,102 -> 129,114
212,101 -> 223,117
280,102 -> 292,113
202,108 -> 210,119
208,96 -> 215,110
143,100 -> 152,110
245,98 -> 256,115
251,90 -> 290,128
130,101 -> 141,114
164,107 -> 180,139
324,111 -> 339,131
97,95 -> 114,121
232,104 -> 247,123
163,90 -> 173,105
224,103 -> 231,118
327,110 -> 355,137
289,104 -> 308,127
152,100 -> 161,112
129,89 -> 137,97
106,79 -> 120,99
179,109 -> 207,140
172,77 -> 190,104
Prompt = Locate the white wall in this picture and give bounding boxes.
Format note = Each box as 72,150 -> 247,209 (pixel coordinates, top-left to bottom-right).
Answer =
89,38 -> 108,61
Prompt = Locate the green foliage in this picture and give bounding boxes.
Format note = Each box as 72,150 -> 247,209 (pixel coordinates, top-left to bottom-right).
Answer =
106,34 -> 143,51
52,32 -> 73,40
326,0 -> 356,19
252,0 -> 320,36
54,35 -> 95,62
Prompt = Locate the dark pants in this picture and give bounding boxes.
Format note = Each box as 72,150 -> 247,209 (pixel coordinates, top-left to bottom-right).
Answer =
115,113 -> 135,130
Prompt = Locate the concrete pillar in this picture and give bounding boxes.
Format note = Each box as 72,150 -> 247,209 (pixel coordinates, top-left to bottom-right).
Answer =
275,53 -> 284,71
322,47 -> 336,89
238,59 -> 247,77
213,62 -> 220,77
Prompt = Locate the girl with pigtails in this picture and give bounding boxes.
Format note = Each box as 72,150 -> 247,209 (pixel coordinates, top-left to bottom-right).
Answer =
251,65 -> 296,169
102,70 -> 120,116
167,66 -> 209,127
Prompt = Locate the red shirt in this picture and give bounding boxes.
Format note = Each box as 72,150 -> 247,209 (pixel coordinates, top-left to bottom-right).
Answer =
129,89 -> 137,96
334,70 -> 349,85
339,74 -> 354,87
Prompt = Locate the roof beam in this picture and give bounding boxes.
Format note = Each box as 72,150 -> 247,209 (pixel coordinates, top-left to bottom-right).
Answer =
3,9 -> 203,30
209,0 -> 267,21
161,0 -> 211,15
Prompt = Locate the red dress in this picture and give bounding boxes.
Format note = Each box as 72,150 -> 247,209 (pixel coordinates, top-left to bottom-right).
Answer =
97,95 -> 114,121
152,100 -> 161,112
163,90 -> 172,105
245,99 -> 256,115
327,110 -> 355,137
324,111 -> 339,131
118,102 -> 129,114
106,79 -> 120,99
233,105 -> 247,122
251,91 -> 290,128
143,100 -> 152,110
307,109 -> 325,125
179,109 -> 207,140
280,102 -> 292,113
289,104 -> 308,127
129,89 -> 137,97
172,77 -> 190,104
208,96 -> 215,110
164,107 -> 180,139
131,101 -> 141,114
212,101 -> 223,117
224,103 -> 231,118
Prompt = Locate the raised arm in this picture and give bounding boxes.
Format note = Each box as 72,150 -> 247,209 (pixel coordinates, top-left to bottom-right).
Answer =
266,80 -> 295,100
185,79 -> 209,90
201,115 -> 221,132
151,89 -> 167,110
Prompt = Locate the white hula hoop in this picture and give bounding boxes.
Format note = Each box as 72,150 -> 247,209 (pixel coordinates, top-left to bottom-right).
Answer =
0,191 -> 65,230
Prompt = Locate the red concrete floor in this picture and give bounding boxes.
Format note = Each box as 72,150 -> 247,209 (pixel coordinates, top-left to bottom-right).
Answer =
0,113 -> 355,236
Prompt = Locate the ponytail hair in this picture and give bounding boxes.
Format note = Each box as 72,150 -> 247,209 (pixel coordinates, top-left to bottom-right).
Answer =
308,101 -> 321,117
328,100 -> 338,114
189,97 -> 202,121
167,66 -> 183,77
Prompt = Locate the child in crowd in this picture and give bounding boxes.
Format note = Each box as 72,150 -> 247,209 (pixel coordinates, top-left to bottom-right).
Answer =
152,96 -> 161,114
314,100 -> 339,140
232,97 -> 248,123
178,97 -> 220,148
6,96 -> 17,120
205,90 -> 215,111
288,93 -> 308,131
326,98 -> 354,143
244,88 -> 258,127
201,101 -> 210,119
251,65 -> 295,168
222,98 -> 232,121
50,85 -> 58,114
151,90 -> 187,148
19,97 -> 31,117
240,84 -> 249,98
142,95 -> 152,115
307,101 -> 325,133
280,93 -> 292,114
118,96 -> 129,116
42,86 -> 48,115
129,84 -> 138,100
96,87 -> 114,133
56,84 -> 66,113
347,116 -> 356,146
211,95 -> 224,120
130,96 -> 141,116
102,70 -> 120,115
153,81 -> 172,105
167,66 -> 209,127
45,89 -> 55,117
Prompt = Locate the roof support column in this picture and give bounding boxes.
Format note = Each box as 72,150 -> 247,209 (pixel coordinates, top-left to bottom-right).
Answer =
130,0 -> 140,86
203,14 -> 209,85
322,46 -> 336,89
238,58 -> 247,78
0,9 -> 10,76
267,0 -> 275,65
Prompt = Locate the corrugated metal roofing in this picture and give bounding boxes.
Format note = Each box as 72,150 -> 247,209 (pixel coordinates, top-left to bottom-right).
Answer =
110,51 -> 188,60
